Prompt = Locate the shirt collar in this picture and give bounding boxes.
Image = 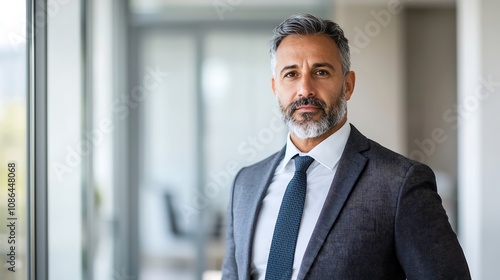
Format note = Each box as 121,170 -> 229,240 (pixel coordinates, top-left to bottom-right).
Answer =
278,121 -> 351,172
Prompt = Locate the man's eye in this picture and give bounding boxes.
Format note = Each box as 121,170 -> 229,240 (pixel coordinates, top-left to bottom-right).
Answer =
316,69 -> 329,76
284,72 -> 297,78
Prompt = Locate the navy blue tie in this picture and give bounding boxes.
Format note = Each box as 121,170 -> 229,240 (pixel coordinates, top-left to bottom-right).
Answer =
265,155 -> 315,280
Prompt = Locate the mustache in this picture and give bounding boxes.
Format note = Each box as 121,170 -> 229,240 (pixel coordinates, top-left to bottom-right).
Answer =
285,97 -> 327,115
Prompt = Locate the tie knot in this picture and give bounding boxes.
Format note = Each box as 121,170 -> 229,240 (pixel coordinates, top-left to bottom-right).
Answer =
293,155 -> 314,173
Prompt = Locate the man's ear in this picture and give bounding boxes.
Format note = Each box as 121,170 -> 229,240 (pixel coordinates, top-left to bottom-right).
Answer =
271,76 -> 277,96
344,71 -> 356,101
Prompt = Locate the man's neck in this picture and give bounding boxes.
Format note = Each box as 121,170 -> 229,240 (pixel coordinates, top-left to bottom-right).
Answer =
290,118 -> 347,153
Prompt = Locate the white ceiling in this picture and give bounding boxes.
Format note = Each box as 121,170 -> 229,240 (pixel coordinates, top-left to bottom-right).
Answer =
130,0 -> 456,17
335,0 -> 455,4
132,0 -> 327,8
131,0 -> 455,10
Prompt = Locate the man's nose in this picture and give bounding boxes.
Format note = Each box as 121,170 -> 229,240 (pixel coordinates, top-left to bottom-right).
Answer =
297,75 -> 315,98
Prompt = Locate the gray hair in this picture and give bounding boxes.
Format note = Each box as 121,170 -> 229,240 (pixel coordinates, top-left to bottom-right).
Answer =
270,13 -> 351,77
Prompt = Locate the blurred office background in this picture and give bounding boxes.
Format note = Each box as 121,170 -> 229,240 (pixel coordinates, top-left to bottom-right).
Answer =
0,0 -> 499,279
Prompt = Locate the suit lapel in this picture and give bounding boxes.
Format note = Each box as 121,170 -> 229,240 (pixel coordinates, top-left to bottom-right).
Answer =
297,125 -> 369,279
240,147 -> 286,279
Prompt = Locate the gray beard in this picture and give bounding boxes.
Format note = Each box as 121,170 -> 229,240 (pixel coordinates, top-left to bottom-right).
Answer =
278,87 -> 347,139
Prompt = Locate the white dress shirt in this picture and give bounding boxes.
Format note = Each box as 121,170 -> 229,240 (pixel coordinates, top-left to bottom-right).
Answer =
250,121 -> 351,280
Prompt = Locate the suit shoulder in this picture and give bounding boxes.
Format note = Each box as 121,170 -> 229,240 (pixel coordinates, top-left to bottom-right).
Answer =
364,138 -> 433,175
240,151 -> 281,172
237,150 -> 282,178
348,124 -> 427,173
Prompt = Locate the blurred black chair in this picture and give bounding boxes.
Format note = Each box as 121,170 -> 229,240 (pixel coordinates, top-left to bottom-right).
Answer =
164,192 -> 223,240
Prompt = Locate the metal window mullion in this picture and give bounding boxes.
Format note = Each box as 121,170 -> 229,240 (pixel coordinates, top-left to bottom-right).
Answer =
194,33 -> 206,280
81,0 -> 95,279
112,0 -> 139,278
28,0 -> 49,279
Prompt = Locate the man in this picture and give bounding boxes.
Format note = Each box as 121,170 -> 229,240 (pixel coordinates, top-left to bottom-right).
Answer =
222,13 -> 470,280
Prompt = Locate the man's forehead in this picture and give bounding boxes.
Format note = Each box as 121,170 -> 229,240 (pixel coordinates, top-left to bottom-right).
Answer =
275,34 -> 341,63
277,34 -> 338,50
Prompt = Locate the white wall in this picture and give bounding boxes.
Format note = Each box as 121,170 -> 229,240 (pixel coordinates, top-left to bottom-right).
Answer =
458,0 -> 500,278
334,3 -> 406,154
405,8 -> 458,230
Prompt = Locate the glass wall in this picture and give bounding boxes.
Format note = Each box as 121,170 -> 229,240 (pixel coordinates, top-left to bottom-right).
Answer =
139,32 -> 199,280
137,29 -> 288,279
131,2 -> 331,278
46,0 -> 84,279
22,1 -> 331,278
91,0 -> 116,279
0,1 -> 28,280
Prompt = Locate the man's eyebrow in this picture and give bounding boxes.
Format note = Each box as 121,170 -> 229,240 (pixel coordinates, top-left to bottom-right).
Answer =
279,64 -> 298,76
312,62 -> 336,70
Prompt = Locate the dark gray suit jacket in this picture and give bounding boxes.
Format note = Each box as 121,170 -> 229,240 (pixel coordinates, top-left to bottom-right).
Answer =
222,124 -> 470,279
